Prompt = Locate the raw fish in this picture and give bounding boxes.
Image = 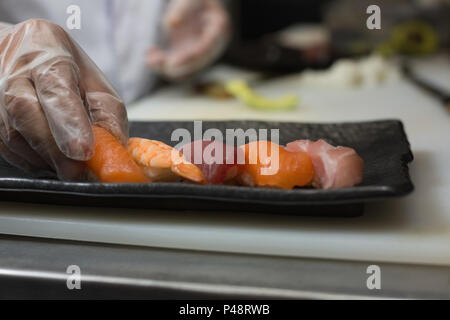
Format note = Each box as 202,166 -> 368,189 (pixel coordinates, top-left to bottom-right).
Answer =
286,139 -> 363,189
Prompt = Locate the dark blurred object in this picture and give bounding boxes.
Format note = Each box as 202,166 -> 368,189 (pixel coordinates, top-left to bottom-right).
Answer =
223,0 -> 335,73
402,62 -> 450,112
193,81 -> 233,99
224,38 -> 334,74
324,0 -> 450,56
223,0 -> 450,73
235,0 -> 331,40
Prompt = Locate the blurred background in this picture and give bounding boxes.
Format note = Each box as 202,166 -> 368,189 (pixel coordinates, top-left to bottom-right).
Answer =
225,0 -> 450,71
150,0 -> 450,116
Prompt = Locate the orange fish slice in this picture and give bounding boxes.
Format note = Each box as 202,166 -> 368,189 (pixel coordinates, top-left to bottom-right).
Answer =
239,141 -> 314,190
86,126 -> 150,183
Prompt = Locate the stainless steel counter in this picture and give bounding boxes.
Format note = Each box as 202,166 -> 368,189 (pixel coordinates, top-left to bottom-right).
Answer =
1,235 -> 449,299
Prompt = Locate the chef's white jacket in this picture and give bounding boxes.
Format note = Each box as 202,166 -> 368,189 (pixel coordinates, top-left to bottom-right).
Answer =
0,0 -> 166,103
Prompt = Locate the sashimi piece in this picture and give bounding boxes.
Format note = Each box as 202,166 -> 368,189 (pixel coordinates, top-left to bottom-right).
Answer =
180,140 -> 241,184
239,141 -> 314,190
128,138 -> 205,184
86,126 -> 150,183
285,139 -> 363,189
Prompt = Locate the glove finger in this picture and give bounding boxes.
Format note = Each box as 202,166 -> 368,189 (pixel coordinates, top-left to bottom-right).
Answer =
4,76 -> 87,180
77,49 -> 128,146
0,139 -> 38,173
0,122 -> 54,178
0,88 -> 50,171
146,47 -> 166,69
164,0 -> 203,29
31,58 -> 94,161
168,9 -> 227,67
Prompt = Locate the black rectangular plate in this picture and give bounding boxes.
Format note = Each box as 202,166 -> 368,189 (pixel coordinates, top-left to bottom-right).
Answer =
0,120 -> 414,217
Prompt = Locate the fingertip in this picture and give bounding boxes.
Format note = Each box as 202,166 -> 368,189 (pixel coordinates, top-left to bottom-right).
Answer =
94,120 -> 129,147
54,157 -> 88,181
85,91 -> 129,147
165,13 -> 182,29
57,130 -> 95,161
146,48 -> 166,68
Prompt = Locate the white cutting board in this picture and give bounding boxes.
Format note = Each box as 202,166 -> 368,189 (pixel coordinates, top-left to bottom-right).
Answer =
0,61 -> 449,266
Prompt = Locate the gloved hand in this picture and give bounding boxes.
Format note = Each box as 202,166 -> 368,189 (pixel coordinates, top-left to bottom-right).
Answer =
147,0 -> 230,79
0,19 -> 128,180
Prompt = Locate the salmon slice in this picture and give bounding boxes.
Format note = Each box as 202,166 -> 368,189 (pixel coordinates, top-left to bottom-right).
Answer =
239,141 -> 314,190
86,126 -> 150,183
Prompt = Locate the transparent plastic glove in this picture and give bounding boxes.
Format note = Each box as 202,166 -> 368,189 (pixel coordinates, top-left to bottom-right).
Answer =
0,19 -> 128,180
147,0 -> 230,79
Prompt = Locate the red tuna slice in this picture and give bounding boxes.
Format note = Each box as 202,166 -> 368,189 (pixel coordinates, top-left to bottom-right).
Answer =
285,139 -> 364,189
180,140 -> 241,185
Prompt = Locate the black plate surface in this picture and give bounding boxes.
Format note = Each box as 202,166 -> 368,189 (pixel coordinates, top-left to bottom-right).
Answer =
0,120 -> 414,217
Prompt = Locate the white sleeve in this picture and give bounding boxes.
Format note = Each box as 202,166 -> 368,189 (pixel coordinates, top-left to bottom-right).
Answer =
0,23 -> 12,29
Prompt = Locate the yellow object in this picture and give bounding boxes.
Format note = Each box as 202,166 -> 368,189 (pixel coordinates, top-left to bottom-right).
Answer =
378,21 -> 438,56
225,80 -> 298,111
